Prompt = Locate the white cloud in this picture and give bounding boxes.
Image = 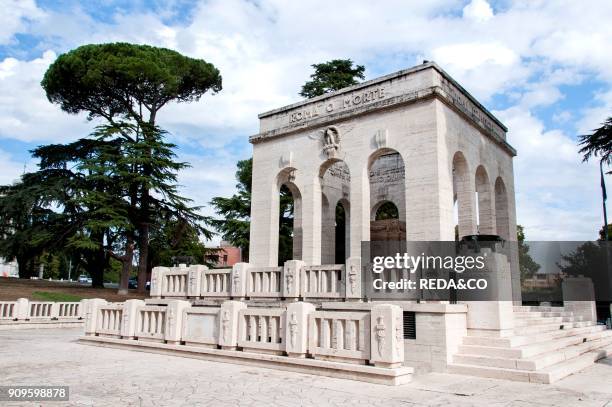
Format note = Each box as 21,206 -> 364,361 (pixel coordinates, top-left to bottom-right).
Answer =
0,0 -> 44,45
0,148 -> 28,185
496,106 -> 603,240
519,84 -> 564,109
432,42 -> 517,71
0,51 -> 91,143
576,90 -> 612,135
462,0 -> 494,22
552,110 -> 572,124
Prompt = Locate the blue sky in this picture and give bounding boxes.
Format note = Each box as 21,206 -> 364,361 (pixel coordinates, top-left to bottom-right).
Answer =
1,0 -> 611,241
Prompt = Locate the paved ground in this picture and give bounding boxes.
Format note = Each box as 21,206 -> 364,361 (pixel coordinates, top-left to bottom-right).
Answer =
1,329 -> 612,406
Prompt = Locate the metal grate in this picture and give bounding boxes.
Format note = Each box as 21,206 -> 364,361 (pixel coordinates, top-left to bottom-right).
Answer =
403,311 -> 416,339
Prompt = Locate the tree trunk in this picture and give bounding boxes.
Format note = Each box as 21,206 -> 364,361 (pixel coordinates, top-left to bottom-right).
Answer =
16,255 -> 33,279
88,252 -> 105,288
137,224 -> 149,294
87,231 -> 106,288
117,236 -> 134,295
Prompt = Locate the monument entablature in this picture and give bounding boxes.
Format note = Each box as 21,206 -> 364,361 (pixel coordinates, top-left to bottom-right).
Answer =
251,62 -> 515,157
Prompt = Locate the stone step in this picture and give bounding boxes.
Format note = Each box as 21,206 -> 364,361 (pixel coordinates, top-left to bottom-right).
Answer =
537,344 -> 612,383
513,320 -> 593,336
513,316 -> 564,327
513,306 -> 565,313
461,328 -> 611,360
458,344 -> 522,359
455,332 -> 612,370
463,324 -> 607,348
519,335 -> 612,371
513,311 -> 574,319
448,343 -> 612,383
520,329 -> 612,358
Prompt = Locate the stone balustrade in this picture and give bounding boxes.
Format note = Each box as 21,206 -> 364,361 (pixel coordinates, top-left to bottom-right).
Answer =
201,269 -> 231,297
135,305 -> 167,341
161,268 -> 189,298
96,303 -> 124,337
29,301 -> 54,319
83,299 -> 404,370
0,298 -> 85,322
247,267 -> 283,299
57,302 -> 81,319
0,301 -> 16,319
238,308 -> 285,354
308,310 -> 370,364
301,265 -> 344,299
150,261 -> 351,301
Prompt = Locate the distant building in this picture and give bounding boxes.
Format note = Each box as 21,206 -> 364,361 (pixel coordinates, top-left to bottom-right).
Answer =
522,271 -> 565,289
0,257 -> 18,277
205,241 -> 242,268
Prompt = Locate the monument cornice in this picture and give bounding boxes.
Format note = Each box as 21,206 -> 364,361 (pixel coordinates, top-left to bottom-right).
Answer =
258,62 -> 505,129
251,82 -> 517,157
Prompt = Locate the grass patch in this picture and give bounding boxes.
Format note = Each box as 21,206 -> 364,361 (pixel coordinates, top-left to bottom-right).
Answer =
31,291 -> 83,302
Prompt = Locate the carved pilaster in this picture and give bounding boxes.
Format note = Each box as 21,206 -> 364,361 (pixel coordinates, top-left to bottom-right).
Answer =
285,302 -> 315,357
164,300 -> 190,344
218,300 -> 247,350
283,260 -> 303,300
370,304 -> 403,368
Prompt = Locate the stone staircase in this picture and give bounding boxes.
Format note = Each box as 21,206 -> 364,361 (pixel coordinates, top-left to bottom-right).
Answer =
448,305 -> 612,383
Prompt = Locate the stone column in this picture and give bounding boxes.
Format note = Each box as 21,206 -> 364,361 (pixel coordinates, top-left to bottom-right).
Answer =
349,166 -> 370,258
300,177 -> 322,265
15,298 -> 29,320
164,300 -> 191,345
562,277 -> 597,322
285,302 -> 316,357
218,300 -> 247,350
320,197 -> 336,264
283,260 -> 303,300
83,299 -> 107,336
249,154 -> 279,267
345,257 -> 362,301
231,263 -> 250,299
370,304 -> 404,368
150,266 -> 165,298
121,299 -> 145,339
187,265 -> 205,298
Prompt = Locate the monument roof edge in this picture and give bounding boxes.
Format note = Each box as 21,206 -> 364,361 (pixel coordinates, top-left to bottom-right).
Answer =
257,61 -> 508,133
432,63 -> 508,132
257,62 -> 435,119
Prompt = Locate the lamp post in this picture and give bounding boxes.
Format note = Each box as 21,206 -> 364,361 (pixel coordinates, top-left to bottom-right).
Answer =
601,158 -> 609,241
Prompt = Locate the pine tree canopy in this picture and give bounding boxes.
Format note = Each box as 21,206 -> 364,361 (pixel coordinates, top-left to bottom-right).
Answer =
578,117 -> 612,172
299,59 -> 365,99
41,43 -> 222,124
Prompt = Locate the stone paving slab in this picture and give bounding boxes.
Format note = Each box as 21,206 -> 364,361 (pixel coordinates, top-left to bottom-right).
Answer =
1,328 -> 611,406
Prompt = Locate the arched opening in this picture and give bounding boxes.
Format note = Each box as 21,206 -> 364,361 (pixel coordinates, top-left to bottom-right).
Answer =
335,200 -> 349,264
475,165 -> 495,235
372,200 -> 399,220
452,152 -> 475,240
277,169 -> 302,265
495,177 -> 510,240
369,150 -> 406,241
320,160 -> 350,264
